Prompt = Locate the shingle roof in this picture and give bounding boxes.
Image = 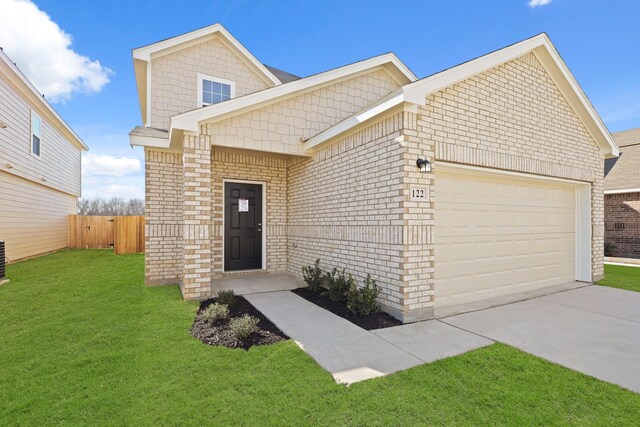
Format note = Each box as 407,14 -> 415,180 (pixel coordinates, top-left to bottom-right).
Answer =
263,65 -> 301,83
604,128 -> 640,191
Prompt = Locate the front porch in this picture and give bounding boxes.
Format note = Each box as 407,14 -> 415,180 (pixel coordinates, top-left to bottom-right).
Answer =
211,272 -> 305,296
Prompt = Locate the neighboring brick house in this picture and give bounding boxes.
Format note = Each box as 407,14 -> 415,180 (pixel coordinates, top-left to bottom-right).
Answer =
604,128 -> 640,258
130,24 -> 618,321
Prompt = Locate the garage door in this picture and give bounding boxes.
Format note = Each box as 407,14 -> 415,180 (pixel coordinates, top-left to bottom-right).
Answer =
434,167 -> 577,308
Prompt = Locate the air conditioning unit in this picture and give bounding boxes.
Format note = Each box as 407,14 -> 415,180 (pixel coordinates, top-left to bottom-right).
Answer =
0,241 -> 5,280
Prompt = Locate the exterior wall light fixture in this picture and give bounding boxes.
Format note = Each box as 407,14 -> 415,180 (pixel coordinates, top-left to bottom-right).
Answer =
416,157 -> 431,173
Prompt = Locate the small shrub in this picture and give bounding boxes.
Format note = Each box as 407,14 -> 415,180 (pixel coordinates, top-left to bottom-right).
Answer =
201,303 -> 229,323
604,243 -> 617,257
302,259 -> 323,292
326,269 -> 351,302
346,274 -> 380,316
229,314 -> 260,339
217,289 -> 236,307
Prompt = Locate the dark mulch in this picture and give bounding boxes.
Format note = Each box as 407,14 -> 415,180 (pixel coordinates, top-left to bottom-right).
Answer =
190,296 -> 288,350
292,287 -> 402,330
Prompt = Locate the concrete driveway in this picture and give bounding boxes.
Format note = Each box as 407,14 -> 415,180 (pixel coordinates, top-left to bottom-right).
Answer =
443,285 -> 640,393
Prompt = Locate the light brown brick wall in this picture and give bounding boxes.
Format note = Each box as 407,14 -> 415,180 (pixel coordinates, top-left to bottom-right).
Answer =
605,192 -> 640,259
287,114 -> 407,313
145,149 -> 183,285
211,148 -> 290,275
150,37 -> 271,129
206,69 -> 400,155
411,51 -> 604,307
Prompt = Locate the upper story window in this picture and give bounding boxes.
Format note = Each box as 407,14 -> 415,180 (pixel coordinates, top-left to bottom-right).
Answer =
31,110 -> 41,158
197,73 -> 235,107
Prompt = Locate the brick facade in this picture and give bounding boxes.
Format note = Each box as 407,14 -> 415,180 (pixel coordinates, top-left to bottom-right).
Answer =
145,149 -> 183,285
288,114 -> 407,314
142,41 -> 607,321
605,192 -> 640,258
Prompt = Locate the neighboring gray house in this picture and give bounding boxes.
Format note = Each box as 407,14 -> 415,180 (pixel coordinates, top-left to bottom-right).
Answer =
0,49 -> 88,263
605,128 -> 640,258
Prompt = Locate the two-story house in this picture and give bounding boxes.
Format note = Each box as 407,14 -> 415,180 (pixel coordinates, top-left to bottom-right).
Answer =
0,49 -> 87,263
130,24 -> 617,322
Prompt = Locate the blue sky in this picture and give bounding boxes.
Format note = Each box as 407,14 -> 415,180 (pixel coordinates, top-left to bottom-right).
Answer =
1,0 -> 638,199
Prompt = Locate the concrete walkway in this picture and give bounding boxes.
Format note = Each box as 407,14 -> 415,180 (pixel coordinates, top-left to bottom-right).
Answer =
245,291 -> 492,384
444,286 -> 640,393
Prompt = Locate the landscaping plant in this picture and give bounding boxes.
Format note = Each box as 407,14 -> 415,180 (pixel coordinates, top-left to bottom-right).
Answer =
217,289 -> 236,307
604,243 -> 617,257
302,259 -> 323,292
201,303 -> 229,323
229,314 -> 260,339
347,274 -> 380,316
326,268 -> 351,302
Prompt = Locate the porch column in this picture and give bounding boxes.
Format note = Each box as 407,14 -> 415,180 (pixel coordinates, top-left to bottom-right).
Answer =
182,133 -> 212,300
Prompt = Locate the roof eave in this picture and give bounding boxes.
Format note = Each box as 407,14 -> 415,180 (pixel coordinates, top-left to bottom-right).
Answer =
304,33 -> 619,159
0,49 -> 88,151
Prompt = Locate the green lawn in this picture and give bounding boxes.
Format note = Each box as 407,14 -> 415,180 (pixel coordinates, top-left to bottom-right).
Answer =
598,264 -> 640,292
1,250 -> 639,425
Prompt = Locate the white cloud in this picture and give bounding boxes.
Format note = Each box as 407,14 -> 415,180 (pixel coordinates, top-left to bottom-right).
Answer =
82,153 -> 141,178
0,0 -> 112,102
528,0 -> 552,7
82,183 -> 144,200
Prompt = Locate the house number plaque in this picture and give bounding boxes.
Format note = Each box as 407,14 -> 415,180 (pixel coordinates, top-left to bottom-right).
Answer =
410,186 -> 428,202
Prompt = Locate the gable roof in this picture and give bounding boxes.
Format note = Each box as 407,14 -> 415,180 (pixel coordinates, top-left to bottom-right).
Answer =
0,48 -> 87,151
132,23 -> 282,125
605,128 -> 640,193
305,33 -> 618,159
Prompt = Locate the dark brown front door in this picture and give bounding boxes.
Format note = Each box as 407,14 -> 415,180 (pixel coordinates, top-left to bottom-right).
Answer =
224,182 -> 263,271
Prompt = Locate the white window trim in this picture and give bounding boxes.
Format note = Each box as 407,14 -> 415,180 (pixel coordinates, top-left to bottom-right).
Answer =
197,73 -> 235,107
30,109 -> 41,159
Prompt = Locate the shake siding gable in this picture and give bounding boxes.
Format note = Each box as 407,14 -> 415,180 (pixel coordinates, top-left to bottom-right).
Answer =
206,69 -> 400,155
150,37 -> 271,130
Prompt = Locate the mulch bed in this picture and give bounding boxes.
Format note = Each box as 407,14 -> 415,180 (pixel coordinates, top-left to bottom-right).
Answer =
292,287 -> 402,330
190,296 -> 288,350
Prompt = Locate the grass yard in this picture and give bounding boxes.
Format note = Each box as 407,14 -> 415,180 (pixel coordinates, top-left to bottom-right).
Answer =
598,263 -> 640,292
1,250 -> 639,425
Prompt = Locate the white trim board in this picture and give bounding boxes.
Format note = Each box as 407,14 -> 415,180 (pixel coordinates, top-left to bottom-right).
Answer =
604,188 -> 640,195
133,23 -> 281,86
221,179 -> 267,272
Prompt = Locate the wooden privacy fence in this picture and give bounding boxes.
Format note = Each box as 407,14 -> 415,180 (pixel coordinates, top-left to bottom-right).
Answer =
68,215 -> 144,255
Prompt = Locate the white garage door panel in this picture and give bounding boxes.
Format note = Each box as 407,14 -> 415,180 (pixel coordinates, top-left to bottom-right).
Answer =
435,169 -> 577,308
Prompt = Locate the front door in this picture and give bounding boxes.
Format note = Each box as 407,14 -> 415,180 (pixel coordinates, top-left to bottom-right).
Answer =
224,182 -> 263,271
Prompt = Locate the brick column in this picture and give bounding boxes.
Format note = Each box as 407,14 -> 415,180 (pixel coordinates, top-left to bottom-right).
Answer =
592,162 -> 605,282
399,108 -> 436,322
182,134 -> 212,300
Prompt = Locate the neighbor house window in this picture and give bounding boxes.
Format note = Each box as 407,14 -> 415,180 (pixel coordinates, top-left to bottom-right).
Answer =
197,73 -> 235,107
31,110 -> 41,158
